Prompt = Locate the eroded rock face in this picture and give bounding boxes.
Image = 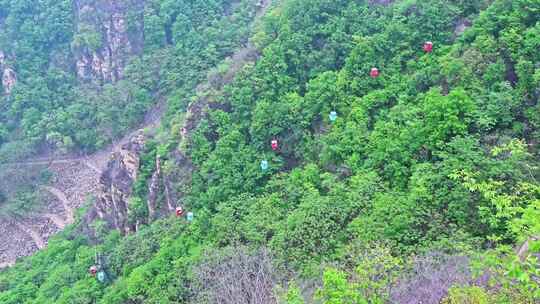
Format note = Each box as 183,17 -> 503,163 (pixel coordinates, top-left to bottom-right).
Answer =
2,68 -> 16,94
0,51 -> 16,95
95,132 -> 145,234
73,0 -> 144,84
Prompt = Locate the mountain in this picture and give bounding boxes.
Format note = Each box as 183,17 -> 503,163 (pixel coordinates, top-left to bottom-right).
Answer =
0,0 -> 539,303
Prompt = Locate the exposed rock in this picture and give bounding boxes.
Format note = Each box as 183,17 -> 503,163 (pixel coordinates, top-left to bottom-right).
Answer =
147,155 -> 161,221
517,235 -> 540,262
0,0 -> 271,269
0,51 -> 16,95
2,68 -> 17,94
73,0 -> 144,84
95,131 -> 145,234
162,151 -> 194,211
0,219 -> 38,264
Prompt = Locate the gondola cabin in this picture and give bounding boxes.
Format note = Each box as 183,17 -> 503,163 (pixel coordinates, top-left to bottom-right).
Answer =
89,265 -> 98,276
271,139 -> 279,151
370,68 -> 379,78
423,41 -> 433,53
329,111 -> 337,122
260,160 -> 269,170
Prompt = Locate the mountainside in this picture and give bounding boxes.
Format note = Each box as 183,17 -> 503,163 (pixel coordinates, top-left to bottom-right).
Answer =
1,0 -> 539,303
0,0 -> 264,265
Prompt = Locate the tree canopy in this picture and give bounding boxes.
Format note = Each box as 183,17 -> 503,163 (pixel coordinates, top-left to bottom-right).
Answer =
0,0 -> 539,303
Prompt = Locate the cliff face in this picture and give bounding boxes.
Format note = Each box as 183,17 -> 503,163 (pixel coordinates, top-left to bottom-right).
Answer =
73,0 -> 144,84
0,51 -> 16,95
0,132 -> 145,266
93,133 -> 194,234
0,0 -> 145,95
95,132 -> 144,234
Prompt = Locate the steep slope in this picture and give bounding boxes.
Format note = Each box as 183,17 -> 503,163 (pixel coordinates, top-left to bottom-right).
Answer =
0,0 -> 267,266
0,0 -> 539,303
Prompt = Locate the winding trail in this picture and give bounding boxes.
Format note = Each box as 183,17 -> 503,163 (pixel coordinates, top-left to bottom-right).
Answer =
43,213 -> 67,229
2,158 -> 83,167
83,158 -> 102,174
14,222 -> 45,249
40,186 -> 74,223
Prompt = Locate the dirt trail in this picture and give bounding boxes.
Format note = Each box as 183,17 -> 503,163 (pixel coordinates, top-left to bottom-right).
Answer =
83,157 -> 102,174
41,186 -> 74,223
3,158 -> 83,166
2,105 -> 162,170
14,222 -> 46,249
43,213 -> 67,229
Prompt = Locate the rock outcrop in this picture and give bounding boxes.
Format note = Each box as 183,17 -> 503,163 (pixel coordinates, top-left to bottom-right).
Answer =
73,0 -> 144,84
0,51 -> 16,95
95,131 -> 144,234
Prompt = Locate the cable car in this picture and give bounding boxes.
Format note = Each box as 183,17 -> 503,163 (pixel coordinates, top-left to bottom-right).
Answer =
370,67 -> 379,78
271,139 -> 279,151
176,206 -> 184,217
97,271 -> 107,283
329,111 -> 337,122
89,265 -> 98,276
423,41 -> 433,53
260,160 -> 269,170
187,212 -> 194,222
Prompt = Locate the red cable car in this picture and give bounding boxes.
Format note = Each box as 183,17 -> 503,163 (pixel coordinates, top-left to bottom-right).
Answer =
370,67 -> 379,78
423,41 -> 433,53
89,265 -> 98,276
271,139 -> 279,151
176,206 -> 184,217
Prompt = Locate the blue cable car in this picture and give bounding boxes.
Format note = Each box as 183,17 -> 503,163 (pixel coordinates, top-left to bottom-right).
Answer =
97,271 -> 107,283
260,160 -> 269,170
329,111 -> 338,122
187,212 -> 194,222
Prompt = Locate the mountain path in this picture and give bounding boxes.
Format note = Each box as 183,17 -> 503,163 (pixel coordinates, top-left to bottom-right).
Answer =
40,186 -> 74,223
43,213 -> 67,229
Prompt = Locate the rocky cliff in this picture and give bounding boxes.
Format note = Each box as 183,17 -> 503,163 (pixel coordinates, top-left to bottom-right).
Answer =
0,51 -> 16,95
73,0 -> 144,84
0,0 -> 144,96
95,132 -> 144,234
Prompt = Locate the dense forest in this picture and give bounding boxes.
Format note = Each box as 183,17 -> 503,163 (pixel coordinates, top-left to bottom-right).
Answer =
0,0 -> 539,303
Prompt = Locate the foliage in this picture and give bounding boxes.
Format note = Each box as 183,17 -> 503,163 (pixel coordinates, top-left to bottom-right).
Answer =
442,286 -> 490,304
0,0 -> 258,157
1,0 -> 540,303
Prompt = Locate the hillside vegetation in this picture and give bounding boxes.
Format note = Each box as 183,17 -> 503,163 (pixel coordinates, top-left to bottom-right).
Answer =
1,0 -> 540,303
